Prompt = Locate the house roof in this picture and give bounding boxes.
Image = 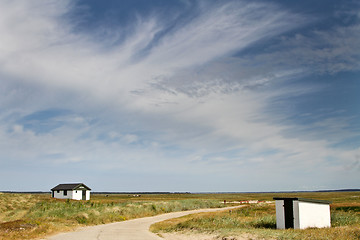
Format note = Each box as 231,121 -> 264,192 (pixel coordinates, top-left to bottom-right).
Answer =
273,197 -> 331,204
51,183 -> 91,191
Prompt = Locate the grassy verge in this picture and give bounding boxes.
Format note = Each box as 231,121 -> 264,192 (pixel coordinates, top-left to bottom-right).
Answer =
151,198 -> 360,240
0,193 -> 224,240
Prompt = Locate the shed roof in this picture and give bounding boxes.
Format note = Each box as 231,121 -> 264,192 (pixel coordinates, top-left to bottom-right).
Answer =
273,197 -> 331,204
51,183 -> 91,191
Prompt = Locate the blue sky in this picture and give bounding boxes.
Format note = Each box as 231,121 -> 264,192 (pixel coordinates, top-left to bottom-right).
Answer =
0,0 -> 359,192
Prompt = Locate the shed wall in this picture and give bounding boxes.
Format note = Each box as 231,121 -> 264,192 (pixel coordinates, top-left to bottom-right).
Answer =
293,201 -> 300,229
275,200 -> 285,229
298,201 -> 331,229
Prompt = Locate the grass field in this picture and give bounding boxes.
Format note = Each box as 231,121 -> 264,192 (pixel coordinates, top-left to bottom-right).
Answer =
150,191 -> 360,240
0,191 -> 359,239
0,192 -> 225,239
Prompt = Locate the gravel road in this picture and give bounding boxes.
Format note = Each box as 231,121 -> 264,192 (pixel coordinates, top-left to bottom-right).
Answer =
46,206 -> 242,240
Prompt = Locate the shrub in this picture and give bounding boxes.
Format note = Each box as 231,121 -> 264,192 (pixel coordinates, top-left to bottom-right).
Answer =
331,212 -> 360,226
249,215 -> 276,229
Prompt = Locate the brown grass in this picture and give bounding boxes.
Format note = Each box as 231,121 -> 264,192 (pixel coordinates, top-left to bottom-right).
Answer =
151,192 -> 360,240
0,193 -> 224,239
1,191 -> 359,239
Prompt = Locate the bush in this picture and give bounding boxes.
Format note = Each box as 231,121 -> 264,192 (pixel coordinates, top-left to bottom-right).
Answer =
250,215 -> 276,229
336,206 -> 360,212
331,212 -> 360,226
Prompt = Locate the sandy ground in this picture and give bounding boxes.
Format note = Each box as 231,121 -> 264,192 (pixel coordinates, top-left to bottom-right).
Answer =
159,232 -> 269,240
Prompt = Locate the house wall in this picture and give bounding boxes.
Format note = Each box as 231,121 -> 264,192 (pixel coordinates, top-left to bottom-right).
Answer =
298,201 -> 331,229
75,186 -> 91,200
86,190 -> 90,200
53,190 -> 74,199
72,190 -> 83,200
52,190 -> 90,200
275,200 -> 285,229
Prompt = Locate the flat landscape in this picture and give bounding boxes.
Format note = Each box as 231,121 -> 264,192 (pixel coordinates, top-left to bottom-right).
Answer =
0,191 -> 359,239
1,1 -> 359,239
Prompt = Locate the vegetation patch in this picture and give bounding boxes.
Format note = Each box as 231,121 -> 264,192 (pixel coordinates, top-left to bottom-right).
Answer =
335,206 -> 360,212
0,220 -> 37,232
151,192 -> 360,240
0,193 -> 225,239
1,191 -> 360,239
151,204 -> 276,234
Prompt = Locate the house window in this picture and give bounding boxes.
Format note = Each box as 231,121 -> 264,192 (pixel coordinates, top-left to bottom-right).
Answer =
75,191 -> 77,193
57,190 -> 59,193
64,190 -> 67,196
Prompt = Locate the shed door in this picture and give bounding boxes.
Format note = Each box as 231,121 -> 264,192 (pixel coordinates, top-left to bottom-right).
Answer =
82,190 -> 86,200
284,199 -> 294,228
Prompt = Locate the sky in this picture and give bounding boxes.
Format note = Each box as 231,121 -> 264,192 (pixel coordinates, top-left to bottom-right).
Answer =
0,0 -> 359,192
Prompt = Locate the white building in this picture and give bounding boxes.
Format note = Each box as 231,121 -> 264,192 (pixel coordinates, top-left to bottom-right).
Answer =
51,183 -> 91,200
274,197 -> 331,229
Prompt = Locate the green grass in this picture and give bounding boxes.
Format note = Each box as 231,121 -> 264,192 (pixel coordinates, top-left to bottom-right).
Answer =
151,204 -> 276,232
0,193 -> 225,239
25,198 -> 224,225
150,191 -> 360,240
152,204 -> 360,239
335,206 -> 360,212
1,191 -> 360,239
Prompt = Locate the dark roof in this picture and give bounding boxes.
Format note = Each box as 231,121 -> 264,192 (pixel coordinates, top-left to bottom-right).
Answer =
273,197 -> 331,204
51,183 -> 91,191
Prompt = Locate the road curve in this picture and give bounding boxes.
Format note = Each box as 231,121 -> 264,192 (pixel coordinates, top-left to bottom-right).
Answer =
46,206 -> 242,240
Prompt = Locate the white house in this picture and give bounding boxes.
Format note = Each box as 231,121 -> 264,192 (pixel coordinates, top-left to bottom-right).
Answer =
274,197 -> 331,229
51,183 -> 91,200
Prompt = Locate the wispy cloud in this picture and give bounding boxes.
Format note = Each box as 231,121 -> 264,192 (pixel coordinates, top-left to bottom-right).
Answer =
0,0 -> 359,191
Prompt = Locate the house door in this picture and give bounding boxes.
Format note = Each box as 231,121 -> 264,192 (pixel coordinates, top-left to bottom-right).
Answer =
82,190 -> 86,200
284,199 -> 294,228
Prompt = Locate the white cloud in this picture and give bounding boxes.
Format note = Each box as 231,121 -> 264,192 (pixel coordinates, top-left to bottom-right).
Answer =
254,23 -> 360,75
145,1 -> 301,70
0,0 -> 304,102
123,134 -> 138,144
0,0 -> 359,191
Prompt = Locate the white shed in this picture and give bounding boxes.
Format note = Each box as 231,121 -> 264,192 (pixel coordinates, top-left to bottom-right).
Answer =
51,183 -> 91,201
273,197 -> 331,229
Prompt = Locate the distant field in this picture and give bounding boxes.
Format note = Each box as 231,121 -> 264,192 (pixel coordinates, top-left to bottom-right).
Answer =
0,191 -> 359,239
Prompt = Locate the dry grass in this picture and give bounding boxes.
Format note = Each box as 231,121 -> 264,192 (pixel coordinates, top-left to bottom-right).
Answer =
1,191 -> 359,239
151,192 -> 360,240
0,193 -> 53,239
152,208 -> 360,239
0,193 -> 224,239
0,193 -> 41,222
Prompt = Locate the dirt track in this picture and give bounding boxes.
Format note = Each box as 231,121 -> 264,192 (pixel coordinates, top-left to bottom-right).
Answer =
45,206 -> 242,240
